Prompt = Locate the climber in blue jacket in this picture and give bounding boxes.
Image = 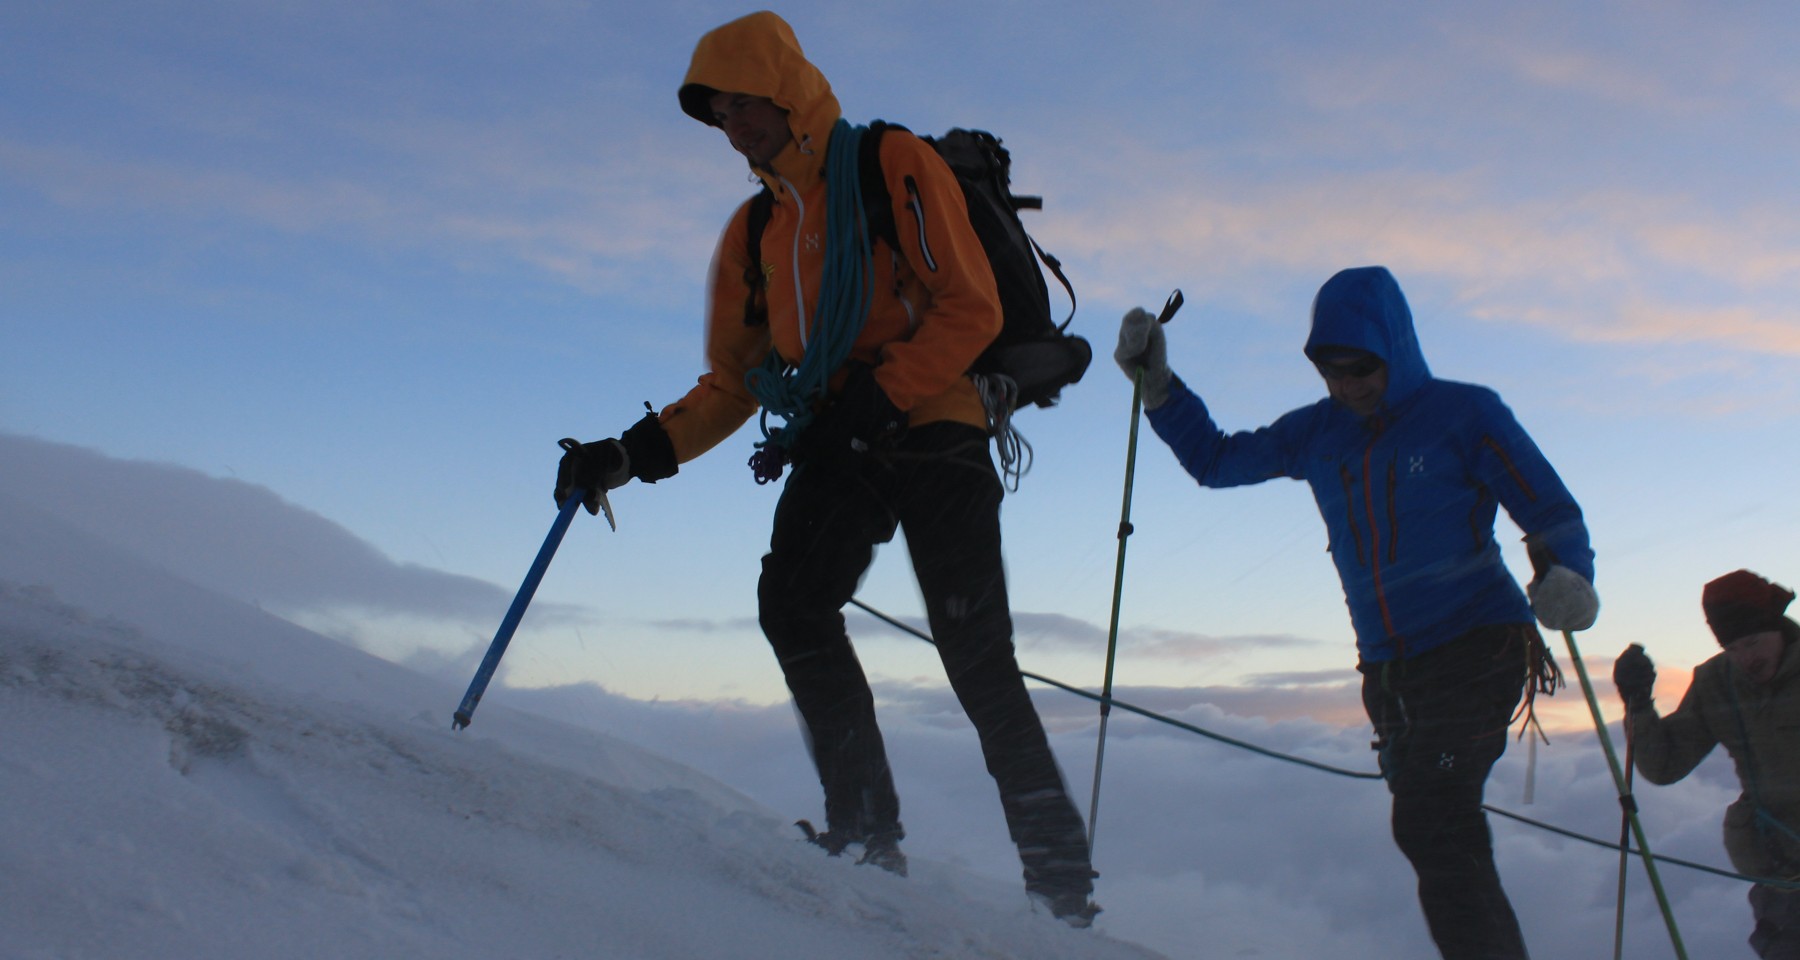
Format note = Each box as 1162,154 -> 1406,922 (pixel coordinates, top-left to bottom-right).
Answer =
1116,265 -> 1598,960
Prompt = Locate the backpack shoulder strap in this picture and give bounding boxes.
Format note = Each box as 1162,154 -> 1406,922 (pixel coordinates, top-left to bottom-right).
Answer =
741,187 -> 775,326
1030,235 -> 1078,332
858,121 -> 902,252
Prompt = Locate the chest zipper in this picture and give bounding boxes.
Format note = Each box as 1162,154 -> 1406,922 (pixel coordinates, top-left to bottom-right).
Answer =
1358,429 -> 1401,649
1338,465 -> 1365,565
1385,457 -> 1400,564
903,176 -> 937,272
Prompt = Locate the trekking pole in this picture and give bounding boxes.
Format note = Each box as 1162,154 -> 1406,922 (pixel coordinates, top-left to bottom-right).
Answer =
453,439 -> 603,730
1612,737 -> 1636,960
1559,626 -> 1689,960
1086,289 -> 1182,852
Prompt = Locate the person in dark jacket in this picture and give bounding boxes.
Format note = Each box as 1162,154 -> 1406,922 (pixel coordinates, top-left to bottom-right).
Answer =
1116,265 -> 1598,959
1615,570 -> 1800,959
552,11 -> 1097,925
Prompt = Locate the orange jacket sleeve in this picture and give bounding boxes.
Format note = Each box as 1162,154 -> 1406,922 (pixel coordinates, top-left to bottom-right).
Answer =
656,198 -> 770,464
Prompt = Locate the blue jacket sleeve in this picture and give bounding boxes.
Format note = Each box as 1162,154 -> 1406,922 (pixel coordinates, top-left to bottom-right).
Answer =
1145,377 -> 1307,488
1468,389 -> 1595,583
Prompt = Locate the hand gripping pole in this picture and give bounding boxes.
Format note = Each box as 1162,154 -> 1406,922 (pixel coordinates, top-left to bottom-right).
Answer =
1559,626 -> 1689,959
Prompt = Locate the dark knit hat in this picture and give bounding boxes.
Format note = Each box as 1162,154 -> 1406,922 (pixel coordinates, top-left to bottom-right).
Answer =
1702,569 -> 1795,646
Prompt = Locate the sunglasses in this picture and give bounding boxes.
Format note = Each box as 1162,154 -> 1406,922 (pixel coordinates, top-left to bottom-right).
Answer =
1314,354 -> 1384,380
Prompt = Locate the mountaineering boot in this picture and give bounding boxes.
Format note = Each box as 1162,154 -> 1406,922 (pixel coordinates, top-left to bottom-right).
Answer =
1026,862 -> 1102,928
795,819 -> 855,855
856,834 -> 909,877
796,820 -> 908,876
1033,889 -> 1101,929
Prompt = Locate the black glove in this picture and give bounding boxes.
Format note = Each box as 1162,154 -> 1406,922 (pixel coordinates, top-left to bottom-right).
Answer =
794,364 -> 907,464
553,413 -> 679,515
555,439 -> 629,515
1612,644 -> 1657,713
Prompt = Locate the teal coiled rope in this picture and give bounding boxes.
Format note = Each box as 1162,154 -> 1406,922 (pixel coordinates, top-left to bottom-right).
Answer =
745,119 -> 874,451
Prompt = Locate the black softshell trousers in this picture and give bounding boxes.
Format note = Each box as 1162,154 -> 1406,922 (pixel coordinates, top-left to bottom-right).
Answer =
1360,623 -> 1534,960
1751,883 -> 1800,959
758,422 -> 1093,897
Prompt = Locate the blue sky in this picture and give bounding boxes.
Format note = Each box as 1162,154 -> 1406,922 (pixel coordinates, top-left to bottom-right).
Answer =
5,0 -> 1799,718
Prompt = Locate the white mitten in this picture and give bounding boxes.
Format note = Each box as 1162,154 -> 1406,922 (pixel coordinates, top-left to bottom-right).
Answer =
1114,307 -> 1172,409
1529,565 -> 1600,632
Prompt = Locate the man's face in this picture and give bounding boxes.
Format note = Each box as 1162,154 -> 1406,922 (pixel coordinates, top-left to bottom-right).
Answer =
1316,352 -> 1389,417
1725,629 -> 1785,686
708,91 -> 792,167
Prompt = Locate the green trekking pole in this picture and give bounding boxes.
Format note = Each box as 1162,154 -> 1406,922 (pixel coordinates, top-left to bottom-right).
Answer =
1087,289 -> 1182,852
1613,737 -> 1636,960
1533,543 -> 1684,950
1557,626 -> 1688,959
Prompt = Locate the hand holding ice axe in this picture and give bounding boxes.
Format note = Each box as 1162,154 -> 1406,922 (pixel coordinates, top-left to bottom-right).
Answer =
452,439 -> 608,730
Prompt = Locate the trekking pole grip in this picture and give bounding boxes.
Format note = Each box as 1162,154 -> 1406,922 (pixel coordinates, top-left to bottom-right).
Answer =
1156,289 -> 1184,325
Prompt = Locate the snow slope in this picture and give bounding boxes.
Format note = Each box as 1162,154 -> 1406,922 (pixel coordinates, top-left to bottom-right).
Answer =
1,435 -> 1767,958
0,499 -> 1165,960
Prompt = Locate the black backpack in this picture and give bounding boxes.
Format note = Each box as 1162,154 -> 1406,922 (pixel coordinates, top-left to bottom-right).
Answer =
742,122 -> 1090,412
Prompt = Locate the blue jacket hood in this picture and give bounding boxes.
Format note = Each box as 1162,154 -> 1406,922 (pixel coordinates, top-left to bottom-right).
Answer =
1304,266 -> 1432,407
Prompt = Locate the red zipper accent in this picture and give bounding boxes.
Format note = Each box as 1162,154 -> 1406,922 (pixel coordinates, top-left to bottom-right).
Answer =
1361,438 -> 1400,646
1482,436 -> 1538,500
1385,458 -> 1399,564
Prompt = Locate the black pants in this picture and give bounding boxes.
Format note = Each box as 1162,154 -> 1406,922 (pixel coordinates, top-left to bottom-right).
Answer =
1752,884 -> 1800,959
758,422 -> 1092,897
1360,624 -> 1534,960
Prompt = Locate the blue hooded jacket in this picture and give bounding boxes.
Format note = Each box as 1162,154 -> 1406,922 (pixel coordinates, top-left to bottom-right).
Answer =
1147,266 -> 1593,663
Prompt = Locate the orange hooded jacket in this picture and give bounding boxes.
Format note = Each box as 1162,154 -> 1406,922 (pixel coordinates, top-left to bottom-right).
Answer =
656,11 -> 1003,465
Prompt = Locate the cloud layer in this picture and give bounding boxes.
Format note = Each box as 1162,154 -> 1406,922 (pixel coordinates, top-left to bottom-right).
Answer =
0,433 -> 527,627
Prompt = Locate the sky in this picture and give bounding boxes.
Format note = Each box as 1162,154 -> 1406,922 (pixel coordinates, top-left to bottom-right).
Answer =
6,0 -> 1800,703
5,0 -> 1799,715
2,0 -> 1799,950
0,442 -> 1772,958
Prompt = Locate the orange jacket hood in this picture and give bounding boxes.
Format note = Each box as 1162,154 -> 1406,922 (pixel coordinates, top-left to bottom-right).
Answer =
678,11 -> 840,190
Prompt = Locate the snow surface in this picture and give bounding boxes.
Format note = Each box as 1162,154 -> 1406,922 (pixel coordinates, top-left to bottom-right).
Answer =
1,436 -> 1769,959
0,499 -> 1164,960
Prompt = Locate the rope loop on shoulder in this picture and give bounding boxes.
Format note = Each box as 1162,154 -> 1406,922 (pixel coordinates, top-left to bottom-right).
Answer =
746,118 -> 874,448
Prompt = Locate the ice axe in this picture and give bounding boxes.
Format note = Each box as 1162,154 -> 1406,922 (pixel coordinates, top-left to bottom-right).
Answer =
1087,288 -> 1182,852
452,439 -> 606,730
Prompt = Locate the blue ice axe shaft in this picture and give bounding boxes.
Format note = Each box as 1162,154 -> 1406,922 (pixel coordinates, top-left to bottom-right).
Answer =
452,489 -> 584,730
